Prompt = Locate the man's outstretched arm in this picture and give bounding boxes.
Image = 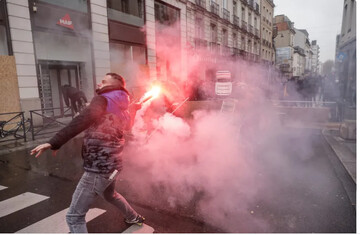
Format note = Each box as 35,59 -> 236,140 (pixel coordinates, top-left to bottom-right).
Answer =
31,96 -> 107,157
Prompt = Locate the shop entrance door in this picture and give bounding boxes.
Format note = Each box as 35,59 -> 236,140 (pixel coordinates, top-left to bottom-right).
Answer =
38,62 -> 82,117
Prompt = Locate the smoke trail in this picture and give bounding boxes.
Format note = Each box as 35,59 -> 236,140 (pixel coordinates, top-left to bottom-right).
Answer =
119,21 -> 337,233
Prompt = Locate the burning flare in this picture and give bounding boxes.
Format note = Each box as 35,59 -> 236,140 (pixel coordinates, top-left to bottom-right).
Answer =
140,85 -> 161,104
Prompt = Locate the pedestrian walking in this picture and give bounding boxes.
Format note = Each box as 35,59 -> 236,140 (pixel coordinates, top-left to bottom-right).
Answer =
31,73 -> 145,233
61,84 -> 88,115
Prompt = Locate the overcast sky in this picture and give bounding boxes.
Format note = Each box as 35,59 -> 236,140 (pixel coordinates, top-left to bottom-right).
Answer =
273,0 -> 344,63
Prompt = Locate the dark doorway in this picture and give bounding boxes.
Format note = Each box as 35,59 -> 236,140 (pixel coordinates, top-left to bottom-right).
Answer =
38,61 -> 83,117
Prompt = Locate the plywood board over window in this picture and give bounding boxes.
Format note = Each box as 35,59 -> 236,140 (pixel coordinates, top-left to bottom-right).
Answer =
0,56 -> 21,114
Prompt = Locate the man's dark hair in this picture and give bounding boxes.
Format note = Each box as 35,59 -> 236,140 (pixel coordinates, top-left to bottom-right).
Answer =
107,73 -> 126,87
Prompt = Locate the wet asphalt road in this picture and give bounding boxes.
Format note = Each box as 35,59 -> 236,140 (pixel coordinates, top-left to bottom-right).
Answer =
0,128 -> 356,233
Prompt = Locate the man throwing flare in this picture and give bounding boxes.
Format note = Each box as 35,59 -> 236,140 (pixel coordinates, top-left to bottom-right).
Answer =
31,73 -> 145,233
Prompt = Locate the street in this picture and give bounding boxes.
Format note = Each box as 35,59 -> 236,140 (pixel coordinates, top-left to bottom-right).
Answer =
0,128 -> 356,233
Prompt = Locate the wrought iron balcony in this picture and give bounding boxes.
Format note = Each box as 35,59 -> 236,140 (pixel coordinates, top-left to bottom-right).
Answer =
248,25 -> 253,34
195,0 -> 206,9
241,20 -> 247,31
233,15 -> 239,27
255,28 -> 260,38
210,42 -> 220,53
255,3 -> 260,15
222,8 -> 230,22
194,38 -> 208,49
248,0 -> 254,9
232,47 -> 241,56
240,43 -> 246,51
240,0 -> 247,5
221,46 -> 232,56
210,1 -> 219,16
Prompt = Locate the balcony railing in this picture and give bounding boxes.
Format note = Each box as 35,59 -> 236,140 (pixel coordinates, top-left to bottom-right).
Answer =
221,46 -> 232,56
240,43 -> 245,50
210,42 -> 220,53
232,47 -> 241,56
248,25 -> 253,34
210,1 -> 219,16
195,0 -> 206,9
255,3 -> 260,14
241,20 -> 247,31
222,8 -> 230,22
248,0 -> 254,9
255,28 -> 260,38
240,0 -> 247,5
233,15 -> 239,27
194,38 -> 208,49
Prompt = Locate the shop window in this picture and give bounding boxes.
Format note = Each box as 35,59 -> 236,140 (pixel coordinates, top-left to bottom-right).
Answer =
108,0 -> 144,19
39,0 -> 88,13
222,28 -> 228,46
210,23 -> 217,42
109,43 -> 146,87
195,17 -> 204,39
110,43 -> 146,65
0,0 -> 11,55
0,25 -> 9,55
154,1 -> 180,26
154,1 -> 181,81
233,33 -> 237,48
107,0 -> 144,27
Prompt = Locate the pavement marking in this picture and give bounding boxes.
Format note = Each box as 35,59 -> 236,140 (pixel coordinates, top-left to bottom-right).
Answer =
16,207 -> 106,233
0,185 -> 8,191
0,192 -> 49,218
123,224 -> 155,233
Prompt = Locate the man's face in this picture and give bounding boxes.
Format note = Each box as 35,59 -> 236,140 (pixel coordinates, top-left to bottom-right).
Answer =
97,74 -> 122,90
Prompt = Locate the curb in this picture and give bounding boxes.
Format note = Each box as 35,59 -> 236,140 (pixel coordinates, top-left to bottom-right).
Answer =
321,129 -> 356,184
0,137 -> 49,156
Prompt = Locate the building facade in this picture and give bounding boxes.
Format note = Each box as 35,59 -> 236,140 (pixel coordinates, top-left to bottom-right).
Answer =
292,46 -> 305,78
1,0 -> 274,117
311,40 -> 320,74
273,14 -> 295,78
260,0 -> 274,64
293,29 -> 312,76
337,0 -> 356,119
186,0 -> 261,61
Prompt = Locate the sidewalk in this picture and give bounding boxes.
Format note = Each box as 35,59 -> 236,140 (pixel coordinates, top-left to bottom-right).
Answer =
322,128 -> 356,184
1,124 -> 356,185
0,131 -> 82,156
0,135 -> 49,156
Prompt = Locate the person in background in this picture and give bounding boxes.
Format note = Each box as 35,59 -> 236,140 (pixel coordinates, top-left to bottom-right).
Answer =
31,73 -> 145,233
61,84 -> 88,115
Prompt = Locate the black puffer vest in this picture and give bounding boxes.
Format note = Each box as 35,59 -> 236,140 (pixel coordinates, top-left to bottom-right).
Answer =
82,87 -> 130,174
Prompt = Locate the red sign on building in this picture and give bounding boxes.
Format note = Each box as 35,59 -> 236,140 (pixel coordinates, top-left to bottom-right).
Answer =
56,14 -> 74,30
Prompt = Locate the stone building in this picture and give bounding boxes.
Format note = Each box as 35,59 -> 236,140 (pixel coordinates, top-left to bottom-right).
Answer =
0,0 -> 270,118
311,40 -> 320,75
293,29 -> 312,76
186,0 -> 261,59
337,0 -> 356,119
260,0 -> 274,64
273,14 -> 295,78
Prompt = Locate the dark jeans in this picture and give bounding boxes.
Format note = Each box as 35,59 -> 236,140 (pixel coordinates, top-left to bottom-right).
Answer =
66,171 -> 138,233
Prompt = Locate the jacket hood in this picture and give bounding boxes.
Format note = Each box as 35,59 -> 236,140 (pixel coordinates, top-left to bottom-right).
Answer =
96,85 -> 130,96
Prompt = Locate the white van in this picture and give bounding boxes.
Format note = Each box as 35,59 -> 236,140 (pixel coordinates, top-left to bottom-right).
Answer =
215,70 -> 232,96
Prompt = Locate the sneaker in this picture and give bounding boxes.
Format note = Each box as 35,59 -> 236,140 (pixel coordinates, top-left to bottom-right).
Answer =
125,215 -> 145,226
